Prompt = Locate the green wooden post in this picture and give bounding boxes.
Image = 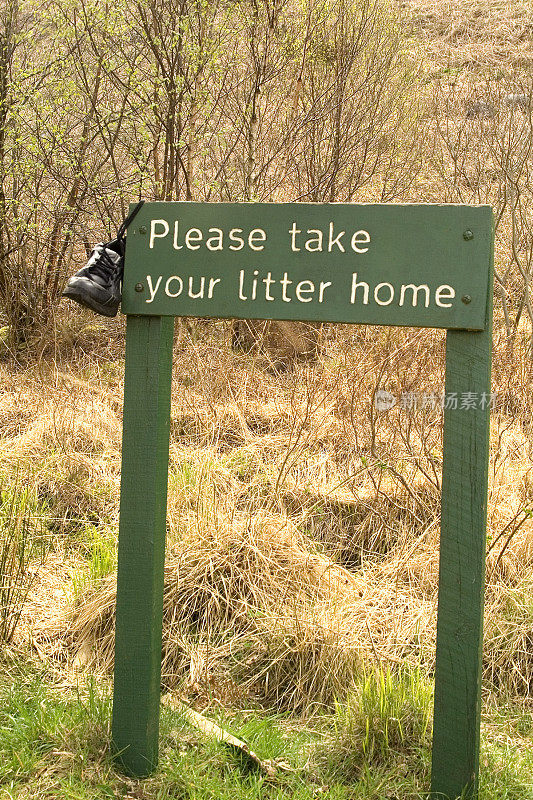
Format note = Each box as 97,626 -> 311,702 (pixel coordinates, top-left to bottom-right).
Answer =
431,319 -> 493,795
112,314 -> 174,777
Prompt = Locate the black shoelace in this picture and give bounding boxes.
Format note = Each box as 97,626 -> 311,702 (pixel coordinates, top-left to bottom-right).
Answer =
86,201 -> 145,283
87,245 -> 121,283
117,201 -> 145,240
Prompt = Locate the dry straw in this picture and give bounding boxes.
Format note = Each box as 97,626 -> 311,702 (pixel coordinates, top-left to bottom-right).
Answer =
64,510 -> 437,712
2,327 -> 533,711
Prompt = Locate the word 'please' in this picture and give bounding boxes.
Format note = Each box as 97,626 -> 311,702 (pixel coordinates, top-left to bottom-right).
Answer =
149,220 -> 267,251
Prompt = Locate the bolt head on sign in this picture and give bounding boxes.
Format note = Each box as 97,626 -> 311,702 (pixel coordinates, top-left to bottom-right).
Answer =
122,203 -> 493,330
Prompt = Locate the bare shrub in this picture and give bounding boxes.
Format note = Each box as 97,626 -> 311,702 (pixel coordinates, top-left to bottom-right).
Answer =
432,76 -> 533,351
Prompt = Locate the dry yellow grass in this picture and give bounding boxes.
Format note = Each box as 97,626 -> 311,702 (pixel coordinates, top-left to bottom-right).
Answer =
1,318 -> 530,712
404,0 -> 533,73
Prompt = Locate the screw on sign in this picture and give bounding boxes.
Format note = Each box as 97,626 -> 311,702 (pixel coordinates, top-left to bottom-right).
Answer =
112,202 -> 493,800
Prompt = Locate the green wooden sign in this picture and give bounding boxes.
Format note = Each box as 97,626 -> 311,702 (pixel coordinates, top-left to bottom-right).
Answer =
112,202 -> 494,800
122,202 -> 492,330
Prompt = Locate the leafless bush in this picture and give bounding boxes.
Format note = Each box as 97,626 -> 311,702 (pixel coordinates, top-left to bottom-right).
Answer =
433,77 -> 533,352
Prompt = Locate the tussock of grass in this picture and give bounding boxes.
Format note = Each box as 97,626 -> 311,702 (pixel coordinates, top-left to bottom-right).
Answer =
313,666 -> 433,783
58,506 -> 441,712
0,367 -> 121,534
66,512 -> 363,711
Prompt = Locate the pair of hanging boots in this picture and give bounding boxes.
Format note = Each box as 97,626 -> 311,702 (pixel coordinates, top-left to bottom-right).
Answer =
62,202 -> 144,317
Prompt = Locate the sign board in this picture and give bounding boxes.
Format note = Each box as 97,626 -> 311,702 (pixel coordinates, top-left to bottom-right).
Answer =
112,202 -> 494,800
122,202 -> 492,329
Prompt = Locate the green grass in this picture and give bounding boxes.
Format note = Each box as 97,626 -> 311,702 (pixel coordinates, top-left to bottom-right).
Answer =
315,666 -> 433,783
69,525 -> 117,599
0,478 -> 50,644
0,659 -> 531,800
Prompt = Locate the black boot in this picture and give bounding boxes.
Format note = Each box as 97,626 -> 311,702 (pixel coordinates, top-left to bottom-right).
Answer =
62,201 -> 144,317
62,239 -> 124,317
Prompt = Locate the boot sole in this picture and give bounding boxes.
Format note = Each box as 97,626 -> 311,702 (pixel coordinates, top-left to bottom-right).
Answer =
62,284 -> 120,318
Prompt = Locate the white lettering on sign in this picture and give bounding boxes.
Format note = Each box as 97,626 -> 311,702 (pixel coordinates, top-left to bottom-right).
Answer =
237,270 -> 333,304
374,282 -> 395,306
150,220 -> 169,249
351,230 -> 371,253
350,273 -> 455,309
146,275 -> 163,303
288,222 -> 371,253
435,285 -> 455,307
165,276 -> 183,297
149,219 -> 372,255
141,219 -> 465,316
147,274 -> 222,302
305,230 -> 322,252
206,229 -> 223,251
161,274 -> 220,300
328,222 -> 345,252
399,283 -> 430,308
229,229 -> 245,250
249,229 -> 267,251
149,219 -> 267,252
143,270 -> 459,311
